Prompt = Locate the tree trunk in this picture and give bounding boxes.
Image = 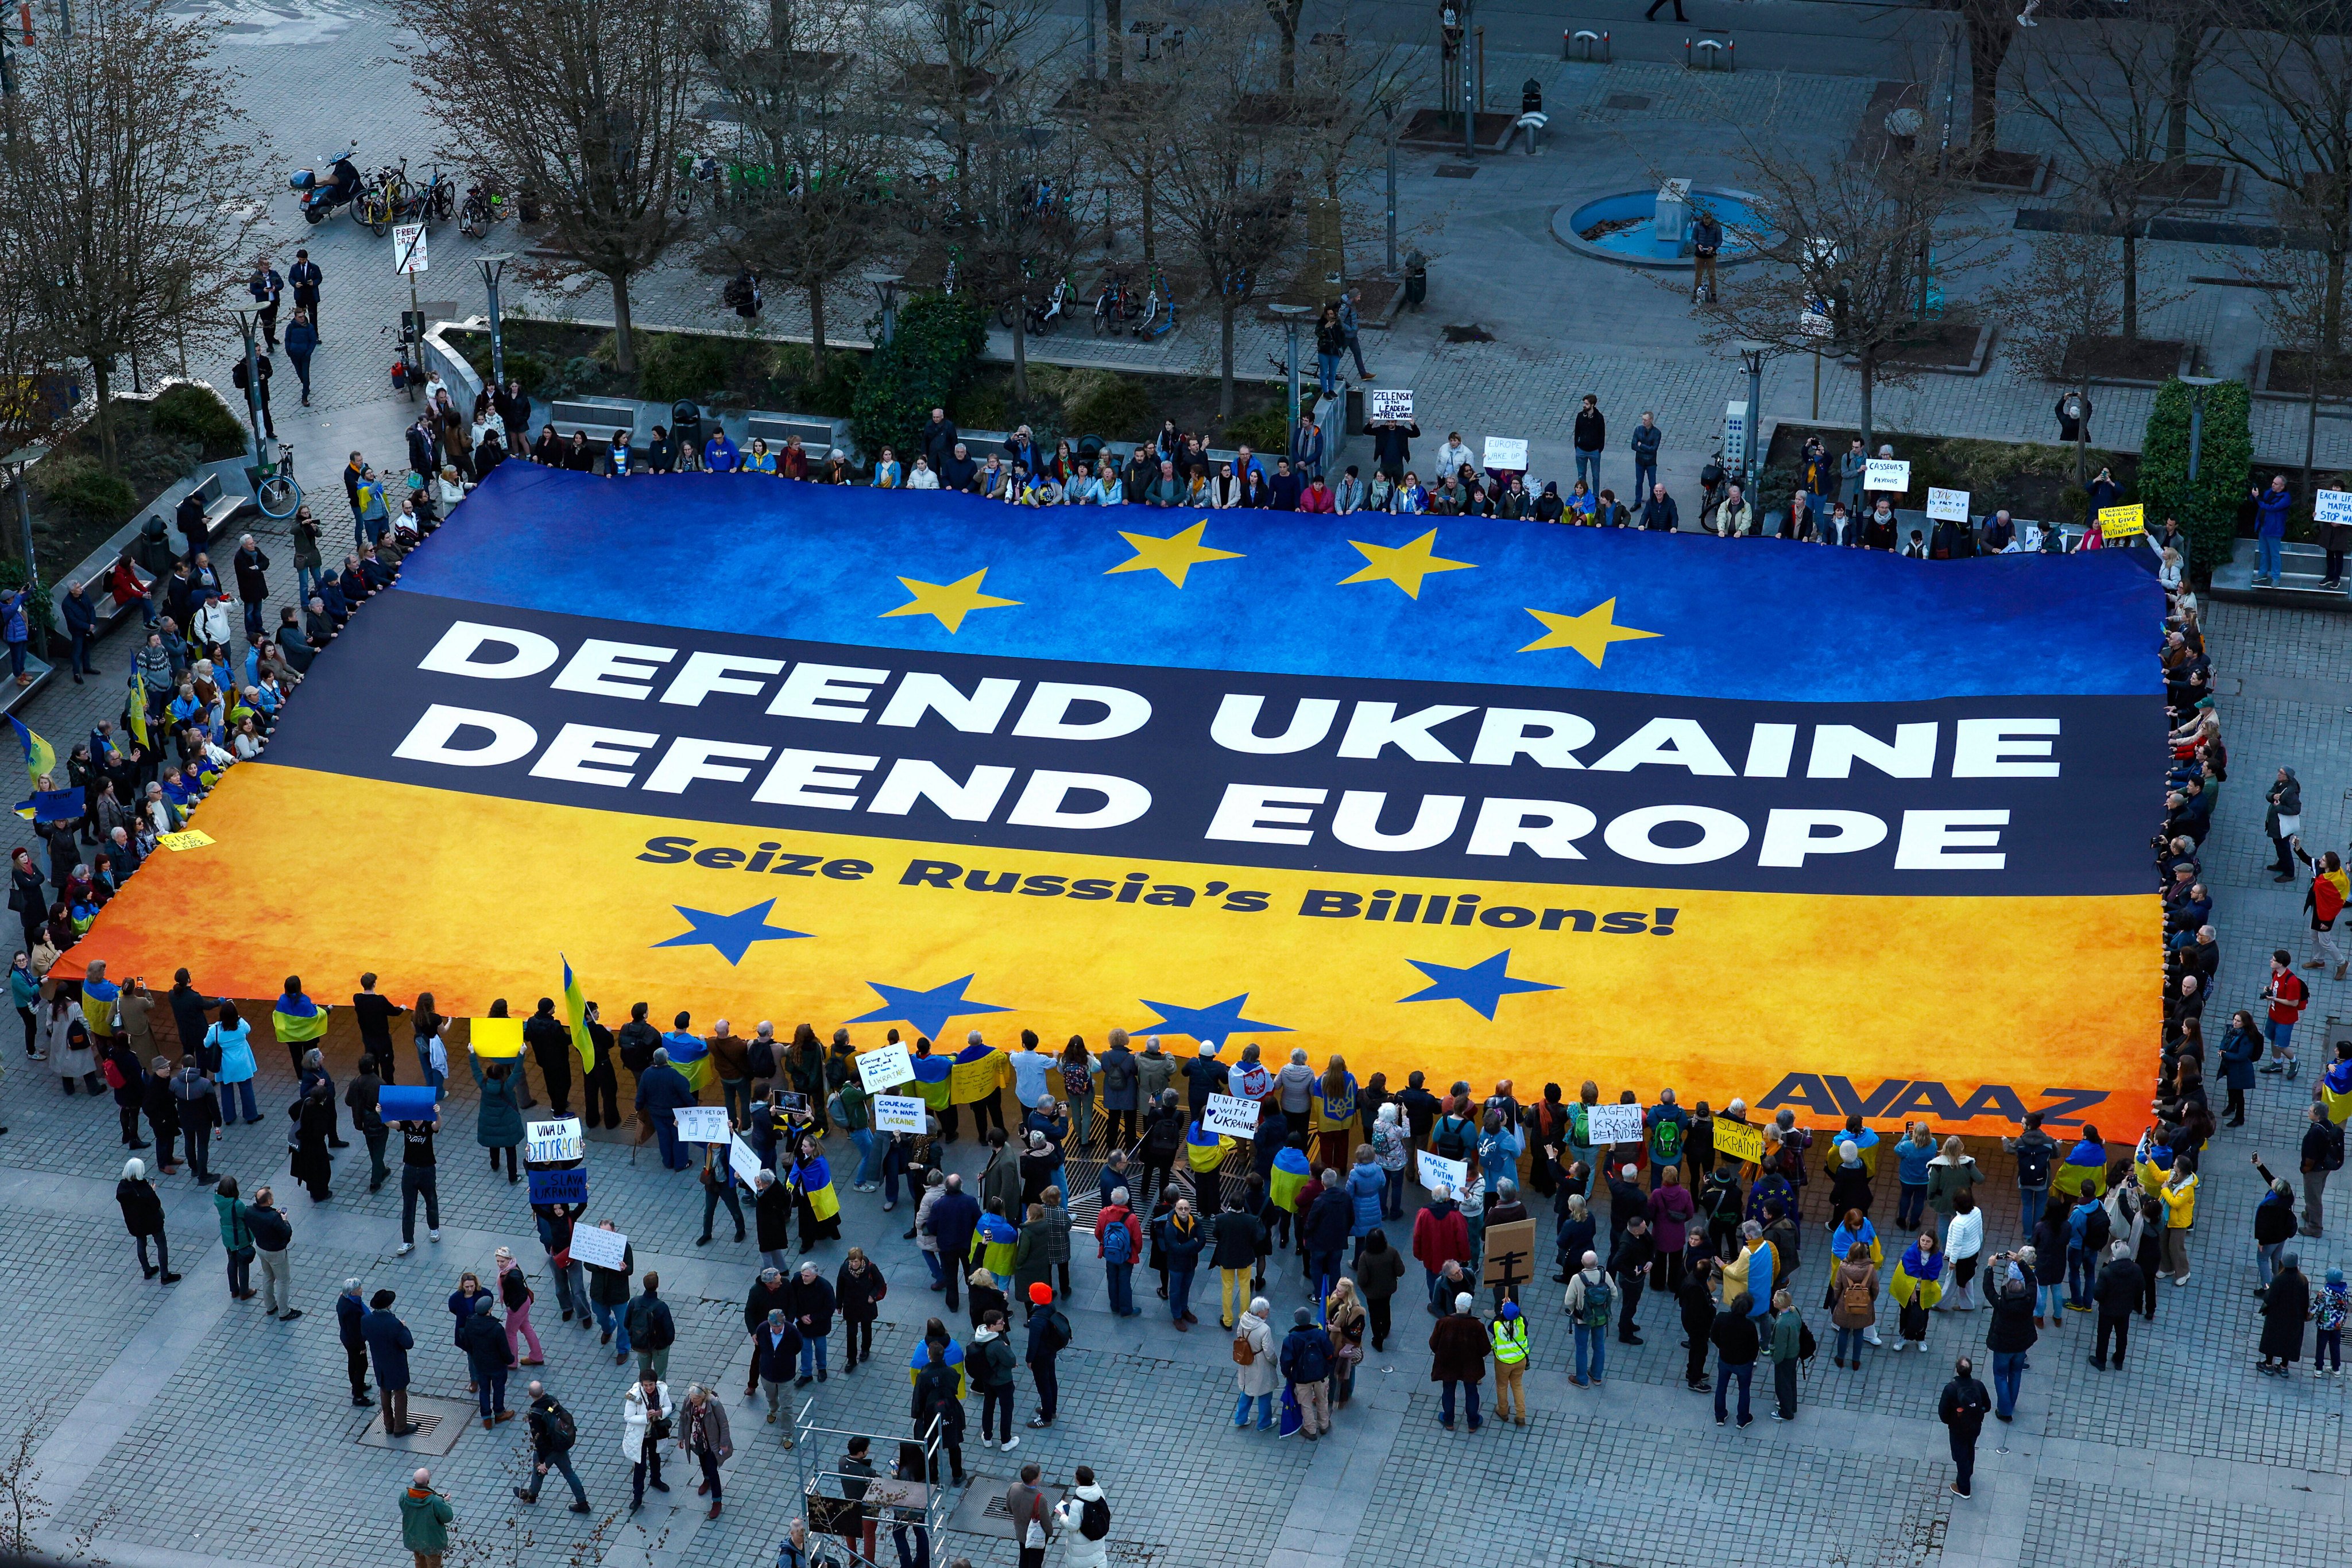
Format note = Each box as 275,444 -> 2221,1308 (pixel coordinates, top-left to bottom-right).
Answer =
2328,235 -> 2347,359
2309,354 -> 2323,511
609,273 -> 637,370
1011,296 -> 1030,402
90,357 -> 116,469
1141,177 -> 1156,269
2121,227 -> 2139,341
1855,350 -> 1875,458
1326,168 -> 1347,286
1106,0 -> 1123,79
2165,24 -> 2196,163
1964,5 -> 2015,167
1267,0 -> 1302,91
809,276 -> 827,373
1218,299 -> 1237,419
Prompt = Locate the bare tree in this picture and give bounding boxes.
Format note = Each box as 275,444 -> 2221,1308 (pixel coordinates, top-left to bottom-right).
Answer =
883,0 -> 1058,184
695,0 -> 905,370
1290,25 -> 1422,287
2196,0 -> 2352,357
1697,128 -> 2002,451
2232,227 -> 2343,504
1082,73 -> 1185,275
2012,21 -> 2203,340
0,0 -> 264,465
399,0 -> 703,370
1266,0 -> 1306,89
1999,226 -> 2126,468
1155,10 -> 1304,419
1939,0 -> 2018,172
950,75 -> 1096,402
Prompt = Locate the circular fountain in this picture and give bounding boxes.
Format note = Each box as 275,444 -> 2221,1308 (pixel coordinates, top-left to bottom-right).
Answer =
1551,187 -> 1767,270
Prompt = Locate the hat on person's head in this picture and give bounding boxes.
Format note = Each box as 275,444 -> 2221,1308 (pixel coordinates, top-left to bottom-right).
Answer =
1294,1306 -> 1313,1326
1500,1301 -> 1521,1321
370,1289 -> 396,1308
1028,1283 -> 1053,1304
475,1295 -> 495,1314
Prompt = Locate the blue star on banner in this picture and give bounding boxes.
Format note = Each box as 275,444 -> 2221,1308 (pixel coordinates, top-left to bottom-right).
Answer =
1398,950 -> 1561,1021
1132,994 -> 1292,1050
648,900 -> 813,966
845,975 -> 1013,1041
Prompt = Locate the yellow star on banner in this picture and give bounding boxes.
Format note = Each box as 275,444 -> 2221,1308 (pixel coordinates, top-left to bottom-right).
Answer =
1337,528 -> 1476,599
880,568 -> 1022,634
1105,518 -> 1245,588
1518,598 -> 1661,667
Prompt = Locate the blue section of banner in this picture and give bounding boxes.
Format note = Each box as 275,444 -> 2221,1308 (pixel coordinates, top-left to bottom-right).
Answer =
393,464 -> 2161,703
528,1167 -> 588,1204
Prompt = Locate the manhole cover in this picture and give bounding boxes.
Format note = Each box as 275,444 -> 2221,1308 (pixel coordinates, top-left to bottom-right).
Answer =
1434,163 -> 1478,178
1604,94 -> 1651,110
357,1396 -> 479,1457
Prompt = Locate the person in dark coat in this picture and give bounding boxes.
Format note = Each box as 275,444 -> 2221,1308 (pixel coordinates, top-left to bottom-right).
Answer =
1983,1261 -> 2037,1421
459,1294 -> 517,1426
1426,1291 -> 1488,1431
291,1076 -> 336,1201
469,1045 -> 527,1180
140,1056 -> 183,1173
523,997 -> 574,1118
365,1290 -> 417,1435
107,1037 -> 148,1149
754,1170 -> 794,1273
2261,1253 -> 2311,1373
115,1157 -> 175,1281
337,1279 -> 374,1406
2090,1240 -> 2143,1370
1939,1357 -> 1993,1497
635,1046 -> 698,1170
1678,1260 -> 1717,1391
835,1249 -> 886,1372
1301,1180 -> 1353,1310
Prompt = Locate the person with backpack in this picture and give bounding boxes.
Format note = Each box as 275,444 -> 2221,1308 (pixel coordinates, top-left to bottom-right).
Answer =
1095,1186 -> 1142,1317
1489,1300 -> 1530,1424
1768,1289 -> 1807,1420
513,1380 -> 590,1511
1053,1466 -> 1113,1568
2301,1098 -> 2343,1237
962,1309 -> 1017,1453
1231,1296 -> 1278,1428
1645,1090 -> 1689,1189
1939,1356 -> 1994,1497
1430,1096 -> 1478,1172
2064,1187 -> 2113,1311
1279,1304 -> 1335,1437
1022,1283 -> 1068,1428
1563,1249 -> 1613,1387
1701,1161 -> 1744,1259
2264,948 -> 2310,1086
1830,1242 -> 1879,1368
1006,1464 -> 1053,1568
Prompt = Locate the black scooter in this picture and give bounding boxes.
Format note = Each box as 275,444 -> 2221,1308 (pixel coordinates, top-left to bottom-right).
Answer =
289,141 -> 363,225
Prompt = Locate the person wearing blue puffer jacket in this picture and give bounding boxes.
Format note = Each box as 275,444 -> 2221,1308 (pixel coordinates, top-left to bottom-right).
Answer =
2253,474 -> 2295,584
1345,1147 -> 1386,1264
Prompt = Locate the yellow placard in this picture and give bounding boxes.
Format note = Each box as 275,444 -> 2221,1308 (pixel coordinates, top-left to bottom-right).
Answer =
2097,504 -> 2144,540
471,1015 -> 525,1058
156,830 -> 214,851
1713,1118 -> 1766,1164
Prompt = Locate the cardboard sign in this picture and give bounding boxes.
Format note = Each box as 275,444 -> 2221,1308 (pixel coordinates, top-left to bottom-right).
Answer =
1417,1149 -> 1469,1193
1863,458 -> 1910,493
471,1016 -> 524,1059
729,1133 -> 764,1189
1203,1092 -> 1262,1139
567,1225 -> 628,1271
674,1105 -> 732,1144
1367,389 -> 1414,423
1925,487 -> 1971,523
2097,503 -> 2145,540
1481,1217 -> 1538,1289
527,1167 -> 587,1205
1585,1102 -> 1644,1145
1713,1118 -> 1765,1164
1482,437 -> 1529,472
156,830 -> 214,851
377,1084 -> 438,1123
872,1094 -> 927,1135
856,1042 -> 915,1094
525,1117 -> 583,1164
2316,489 -> 2352,526
393,222 -> 429,274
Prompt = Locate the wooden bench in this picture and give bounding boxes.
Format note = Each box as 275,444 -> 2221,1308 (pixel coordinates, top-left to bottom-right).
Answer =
547,398 -> 639,438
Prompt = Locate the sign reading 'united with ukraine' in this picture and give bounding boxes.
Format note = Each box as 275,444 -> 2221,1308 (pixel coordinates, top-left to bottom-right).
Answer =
64,463 -> 2163,1133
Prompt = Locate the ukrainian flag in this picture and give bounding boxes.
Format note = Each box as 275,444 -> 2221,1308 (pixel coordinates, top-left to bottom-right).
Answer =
978,1210 -> 1018,1275
908,1337 -> 966,1400
560,954 -> 593,1073
2324,1059 -> 2352,1127
948,1042 -> 1005,1104
273,990 -> 327,1046
80,972 -> 119,1039
1313,1073 -> 1357,1132
2052,1138 -> 2109,1200
910,1052 -> 953,1110
664,1029 -> 713,1092
795,1151 -> 839,1219
10,717 -> 55,792
1268,1144 -> 1312,1210
2135,1139 -> 2176,1195
126,678 -> 148,749
1185,1118 -> 1225,1174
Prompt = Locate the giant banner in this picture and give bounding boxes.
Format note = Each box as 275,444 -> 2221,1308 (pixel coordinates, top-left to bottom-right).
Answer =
67,464 -> 2162,1133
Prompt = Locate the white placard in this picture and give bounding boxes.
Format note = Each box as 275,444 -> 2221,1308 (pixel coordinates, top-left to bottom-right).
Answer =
872,1094 -> 927,1135
729,1133 -> 764,1189
393,223 -> 429,274
1585,1102 -> 1645,1145
1203,1092 -> 1261,1139
1800,308 -> 1833,338
1367,389 -> 1414,423
1482,437 -> 1529,471
856,1042 -> 915,1094
1925,487 -> 1971,523
1417,1149 -> 1469,1193
525,1117 -> 583,1164
673,1106 -> 732,1144
2318,488 -> 2352,526
1864,458 -> 1911,493
568,1226 -> 628,1271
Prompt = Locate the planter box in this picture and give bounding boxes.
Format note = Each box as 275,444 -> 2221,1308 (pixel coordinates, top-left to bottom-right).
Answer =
1398,108 -> 1517,153
1966,150 -> 2051,196
1840,323 -> 1994,377
2252,345 -> 2352,404
2058,335 -> 2196,390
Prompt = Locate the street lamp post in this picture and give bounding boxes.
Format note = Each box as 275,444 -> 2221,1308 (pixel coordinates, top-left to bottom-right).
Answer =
2179,374 -> 2222,483
1735,339 -> 1768,495
865,272 -> 906,346
477,254 -> 512,390
233,309 -> 266,458
1269,303 -> 1312,435
1379,101 -> 1399,276
2064,389 -> 2088,488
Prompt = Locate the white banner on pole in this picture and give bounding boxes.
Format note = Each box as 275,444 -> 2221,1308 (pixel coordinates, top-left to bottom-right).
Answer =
393,223 -> 429,274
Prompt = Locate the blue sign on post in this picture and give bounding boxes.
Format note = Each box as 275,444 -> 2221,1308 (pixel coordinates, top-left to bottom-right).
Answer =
527,1167 -> 587,1205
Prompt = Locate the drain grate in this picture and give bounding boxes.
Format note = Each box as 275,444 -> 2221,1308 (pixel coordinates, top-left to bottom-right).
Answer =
357,1396 -> 477,1457
1434,163 -> 1477,178
1604,93 -> 1652,110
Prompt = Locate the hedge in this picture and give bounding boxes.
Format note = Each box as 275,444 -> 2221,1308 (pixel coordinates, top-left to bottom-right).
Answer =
852,293 -> 989,465
2140,377 -> 2252,579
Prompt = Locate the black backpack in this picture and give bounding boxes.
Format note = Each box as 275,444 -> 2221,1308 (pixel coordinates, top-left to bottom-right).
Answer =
1079,1495 -> 1111,1542
543,1399 -> 577,1450
2013,1141 -> 2051,1188
2327,1120 -> 2347,1173
2081,1202 -> 2113,1253
1433,1117 -> 1472,1161
1797,1318 -> 1817,1361
748,1035 -> 776,1079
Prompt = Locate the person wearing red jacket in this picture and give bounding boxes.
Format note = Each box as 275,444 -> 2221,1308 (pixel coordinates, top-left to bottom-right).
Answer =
1093,1190 -> 1142,1318
1298,475 -> 1336,513
1413,1186 -> 1469,1304
2267,950 -> 2310,1082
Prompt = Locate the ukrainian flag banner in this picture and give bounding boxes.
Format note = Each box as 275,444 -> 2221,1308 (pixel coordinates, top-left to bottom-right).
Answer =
560,954 -> 593,1074
910,1052 -> 953,1110
947,1041 -> 1007,1105
1185,1118 -> 1226,1174
2325,1059 -> 2352,1128
60,464 -> 2163,1137
273,989 -> 327,1046
10,717 -> 55,791
795,1151 -> 839,1220
81,971 -> 119,1039
664,1029 -> 713,1092
2051,1137 -> 2110,1199
1268,1144 -> 1312,1211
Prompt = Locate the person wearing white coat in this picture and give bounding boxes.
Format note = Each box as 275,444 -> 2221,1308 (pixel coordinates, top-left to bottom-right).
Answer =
623,1374 -> 672,1511
1941,1191 -> 1986,1311
1232,1299 -> 1279,1429
1051,1468 -> 1112,1568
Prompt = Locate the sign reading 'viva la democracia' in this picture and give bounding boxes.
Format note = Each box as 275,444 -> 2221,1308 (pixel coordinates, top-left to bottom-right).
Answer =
68,465 -> 2163,1135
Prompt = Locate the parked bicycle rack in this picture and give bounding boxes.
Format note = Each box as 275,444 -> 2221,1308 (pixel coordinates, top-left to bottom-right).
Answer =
1686,35 -> 1735,70
1565,28 -> 1611,63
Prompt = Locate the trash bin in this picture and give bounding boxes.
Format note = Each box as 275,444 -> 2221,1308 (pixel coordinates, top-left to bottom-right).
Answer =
1522,79 -> 1543,114
671,398 -> 705,467
1403,250 -> 1428,310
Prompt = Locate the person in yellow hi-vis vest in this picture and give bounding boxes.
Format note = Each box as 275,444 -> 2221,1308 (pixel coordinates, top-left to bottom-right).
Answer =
2161,1165 -> 2199,1284
1490,1302 -> 1530,1425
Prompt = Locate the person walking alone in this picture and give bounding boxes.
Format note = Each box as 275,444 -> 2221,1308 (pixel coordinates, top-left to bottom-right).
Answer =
513,1380 -> 591,1512
366,1290 -> 416,1435
678,1384 -> 733,1520
1939,1356 -> 1993,1497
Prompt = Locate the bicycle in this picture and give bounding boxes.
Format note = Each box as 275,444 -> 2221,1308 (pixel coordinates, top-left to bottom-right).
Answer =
941,246 -> 962,297
255,442 -> 301,520
1133,266 -> 1178,339
409,164 -> 455,225
1091,271 -> 1136,334
458,176 -> 506,237
361,158 -> 410,237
